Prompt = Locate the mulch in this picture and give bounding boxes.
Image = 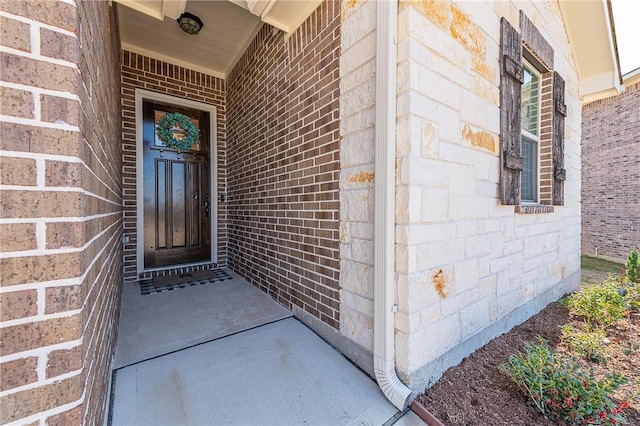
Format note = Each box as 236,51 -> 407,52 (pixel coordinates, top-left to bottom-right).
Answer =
415,301 -> 640,425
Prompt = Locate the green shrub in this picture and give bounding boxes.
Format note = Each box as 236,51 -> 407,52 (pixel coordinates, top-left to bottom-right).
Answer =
561,325 -> 608,363
623,282 -> 640,313
566,278 -> 626,331
625,247 -> 640,283
500,338 -> 630,425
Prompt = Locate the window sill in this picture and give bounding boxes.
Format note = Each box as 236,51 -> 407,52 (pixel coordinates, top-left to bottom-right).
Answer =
515,204 -> 555,214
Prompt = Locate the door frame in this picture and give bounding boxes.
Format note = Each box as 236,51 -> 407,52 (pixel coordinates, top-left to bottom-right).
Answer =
135,88 -> 218,274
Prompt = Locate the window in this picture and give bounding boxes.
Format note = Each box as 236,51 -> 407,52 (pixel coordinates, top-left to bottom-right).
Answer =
520,63 -> 540,203
499,14 -> 566,211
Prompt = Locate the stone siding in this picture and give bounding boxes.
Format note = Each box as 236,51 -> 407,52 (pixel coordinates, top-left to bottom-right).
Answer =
582,81 -> 640,262
227,0 -> 341,329
0,0 -> 123,424
120,51 -> 227,281
339,0 -> 582,391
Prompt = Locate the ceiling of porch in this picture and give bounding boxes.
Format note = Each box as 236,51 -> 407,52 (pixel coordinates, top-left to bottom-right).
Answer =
115,0 -> 322,79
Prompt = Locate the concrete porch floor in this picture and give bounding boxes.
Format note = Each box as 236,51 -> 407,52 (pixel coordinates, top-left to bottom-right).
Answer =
109,269 -> 424,425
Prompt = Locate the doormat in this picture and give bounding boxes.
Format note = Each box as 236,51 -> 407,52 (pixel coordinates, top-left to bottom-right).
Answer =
139,269 -> 232,295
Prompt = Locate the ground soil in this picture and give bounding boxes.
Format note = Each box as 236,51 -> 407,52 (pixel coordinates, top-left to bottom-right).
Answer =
416,269 -> 640,426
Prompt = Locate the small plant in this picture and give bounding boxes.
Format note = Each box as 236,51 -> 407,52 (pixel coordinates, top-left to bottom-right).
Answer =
566,278 -> 626,331
623,283 -> 640,313
500,337 -> 630,425
623,341 -> 639,356
625,247 -> 640,283
561,325 -> 608,363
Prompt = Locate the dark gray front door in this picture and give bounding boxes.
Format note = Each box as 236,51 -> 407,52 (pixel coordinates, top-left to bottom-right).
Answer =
142,100 -> 211,268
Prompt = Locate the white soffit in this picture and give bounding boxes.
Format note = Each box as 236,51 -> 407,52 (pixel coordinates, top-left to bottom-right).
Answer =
117,0 -> 263,78
229,0 -> 323,34
559,0 -> 623,103
115,0 -> 322,78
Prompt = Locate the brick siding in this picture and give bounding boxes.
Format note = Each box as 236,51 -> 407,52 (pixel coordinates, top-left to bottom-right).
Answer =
226,0 -> 341,329
0,1 -> 122,424
582,82 -> 640,261
120,51 -> 227,281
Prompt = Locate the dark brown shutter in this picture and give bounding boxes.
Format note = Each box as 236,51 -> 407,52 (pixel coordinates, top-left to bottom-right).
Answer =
552,71 -> 566,205
500,18 -> 524,205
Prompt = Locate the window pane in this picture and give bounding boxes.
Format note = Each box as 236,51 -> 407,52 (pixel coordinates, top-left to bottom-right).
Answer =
521,65 -> 539,136
521,136 -> 537,202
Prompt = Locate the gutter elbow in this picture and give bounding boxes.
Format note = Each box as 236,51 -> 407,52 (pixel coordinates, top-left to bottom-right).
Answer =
374,358 -> 412,410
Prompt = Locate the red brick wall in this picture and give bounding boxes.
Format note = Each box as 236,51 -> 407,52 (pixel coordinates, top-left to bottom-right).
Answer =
120,51 -> 227,281
0,1 -> 122,424
227,0 -> 341,329
582,82 -> 640,261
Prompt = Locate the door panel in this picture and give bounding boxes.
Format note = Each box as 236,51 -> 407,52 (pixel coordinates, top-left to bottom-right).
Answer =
143,100 -> 211,269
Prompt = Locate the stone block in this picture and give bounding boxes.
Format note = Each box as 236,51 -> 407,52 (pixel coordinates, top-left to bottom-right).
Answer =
420,186 -> 448,222
339,259 -> 373,299
339,129 -> 375,167
339,188 -> 373,222
339,306 -> 373,351
440,287 -> 480,317
351,238 -> 374,264
340,0 -> 375,49
405,313 -> 460,371
453,258 -> 479,293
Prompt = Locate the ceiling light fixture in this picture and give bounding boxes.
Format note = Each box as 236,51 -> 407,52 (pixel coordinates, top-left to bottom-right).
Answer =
177,12 -> 204,35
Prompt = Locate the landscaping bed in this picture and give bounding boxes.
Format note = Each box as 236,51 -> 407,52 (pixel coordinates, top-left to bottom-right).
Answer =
415,255 -> 639,425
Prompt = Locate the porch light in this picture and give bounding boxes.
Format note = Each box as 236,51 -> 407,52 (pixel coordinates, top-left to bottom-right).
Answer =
177,12 -> 204,35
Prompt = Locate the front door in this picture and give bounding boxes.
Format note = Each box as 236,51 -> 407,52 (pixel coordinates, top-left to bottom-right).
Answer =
142,100 -> 211,269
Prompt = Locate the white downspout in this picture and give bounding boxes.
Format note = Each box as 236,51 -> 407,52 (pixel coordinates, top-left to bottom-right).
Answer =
373,0 -> 412,411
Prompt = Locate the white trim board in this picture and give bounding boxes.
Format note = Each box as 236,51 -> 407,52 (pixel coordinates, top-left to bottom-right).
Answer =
134,88 -> 218,275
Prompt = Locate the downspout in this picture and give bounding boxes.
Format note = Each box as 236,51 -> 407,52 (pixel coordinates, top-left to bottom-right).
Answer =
373,0 -> 412,411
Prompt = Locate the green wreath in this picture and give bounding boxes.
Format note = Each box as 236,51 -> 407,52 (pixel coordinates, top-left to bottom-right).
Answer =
156,112 -> 200,151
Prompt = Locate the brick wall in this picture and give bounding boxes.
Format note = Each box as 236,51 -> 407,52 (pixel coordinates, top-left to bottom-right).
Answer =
227,0 -> 341,329
120,51 -> 226,281
582,81 -> 640,262
0,0 -> 122,424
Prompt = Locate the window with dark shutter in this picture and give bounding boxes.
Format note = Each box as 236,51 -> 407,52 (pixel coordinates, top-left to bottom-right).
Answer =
499,13 -> 566,211
552,71 -> 566,206
499,17 -> 523,206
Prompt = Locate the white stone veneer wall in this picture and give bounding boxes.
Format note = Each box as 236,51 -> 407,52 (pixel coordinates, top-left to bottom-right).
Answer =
339,0 -> 582,392
339,0 -> 378,353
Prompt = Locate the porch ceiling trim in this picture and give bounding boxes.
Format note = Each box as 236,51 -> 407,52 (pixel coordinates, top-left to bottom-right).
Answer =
559,0 -> 623,103
121,42 -> 226,79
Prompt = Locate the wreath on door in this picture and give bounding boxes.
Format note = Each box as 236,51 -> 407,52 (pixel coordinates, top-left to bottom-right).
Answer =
156,112 -> 200,151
